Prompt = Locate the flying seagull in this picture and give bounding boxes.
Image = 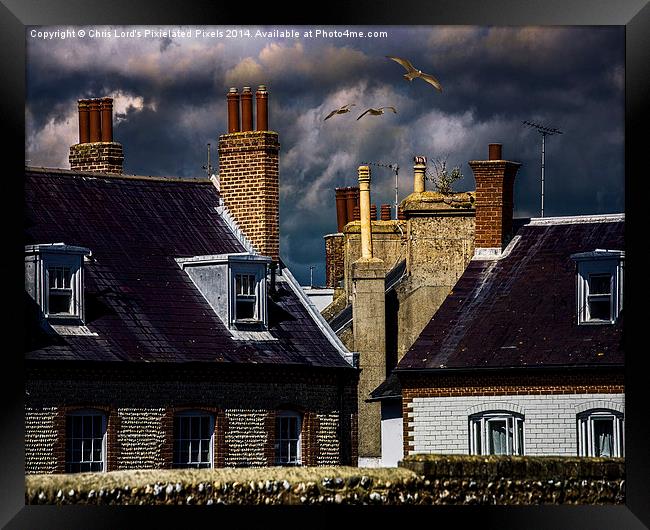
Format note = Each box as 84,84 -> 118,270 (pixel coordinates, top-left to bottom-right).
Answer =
386,56 -> 443,92
356,106 -> 397,120
324,103 -> 356,121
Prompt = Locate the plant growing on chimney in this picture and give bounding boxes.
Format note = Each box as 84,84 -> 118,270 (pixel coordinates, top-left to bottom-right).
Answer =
428,156 -> 463,195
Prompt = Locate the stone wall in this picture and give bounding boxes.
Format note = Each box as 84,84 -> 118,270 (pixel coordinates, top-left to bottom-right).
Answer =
342,220 -> 407,300
25,365 -> 357,474
25,455 -> 624,505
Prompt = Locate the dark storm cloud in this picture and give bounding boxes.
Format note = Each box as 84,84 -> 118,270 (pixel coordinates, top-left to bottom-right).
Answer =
25,25 -> 624,285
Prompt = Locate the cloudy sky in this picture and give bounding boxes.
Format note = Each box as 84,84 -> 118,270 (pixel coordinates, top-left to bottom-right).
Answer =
25,25 -> 624,285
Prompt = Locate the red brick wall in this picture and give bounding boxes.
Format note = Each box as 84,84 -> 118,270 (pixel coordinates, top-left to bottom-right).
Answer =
53,404 -> 120,473
217,131 -> 280,261
469,160 -> 520,249
26,365 -> 358,473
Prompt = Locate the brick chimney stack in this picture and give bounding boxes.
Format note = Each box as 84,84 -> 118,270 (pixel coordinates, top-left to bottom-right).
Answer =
469,143 -> 521,256
69,97 -> 124,174
218,85 -> 280,261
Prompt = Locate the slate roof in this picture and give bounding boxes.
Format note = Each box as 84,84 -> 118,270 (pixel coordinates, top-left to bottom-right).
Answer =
24,168 -> 351,369
396,215 -> 624,371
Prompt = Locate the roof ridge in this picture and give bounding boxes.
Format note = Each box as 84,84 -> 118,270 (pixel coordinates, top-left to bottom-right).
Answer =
527,213 -> 624,225
25,166 -> 212,184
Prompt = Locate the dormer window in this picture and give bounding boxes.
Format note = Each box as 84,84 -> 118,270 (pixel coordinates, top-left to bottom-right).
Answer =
177,252 -> 270,331
234,273 -> 258,321
571,249 -> 624,325
25,243 -> 91,323
231,267 -> 266,326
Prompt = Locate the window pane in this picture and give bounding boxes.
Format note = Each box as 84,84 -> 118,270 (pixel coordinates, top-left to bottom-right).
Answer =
173,414 -> 211,467
236,274 -> 242,294
593,418 -> 614,457
289,441 -> 298,462
49,293 -> 72,314
93,415 -> 102,437
488,420 -> 507,455
190,416 -> 199,439
236,299 -> 255,319
589,299 -> 611,320
66,413 -> 105,473
589,274 -> 611,295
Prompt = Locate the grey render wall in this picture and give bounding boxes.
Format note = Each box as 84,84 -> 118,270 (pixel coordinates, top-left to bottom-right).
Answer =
409,393 -> 624,455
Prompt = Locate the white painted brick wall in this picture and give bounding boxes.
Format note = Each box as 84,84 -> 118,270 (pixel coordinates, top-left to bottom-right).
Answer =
410,394 -> 624,456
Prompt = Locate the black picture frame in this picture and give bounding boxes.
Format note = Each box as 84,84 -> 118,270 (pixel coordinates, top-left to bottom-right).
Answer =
2,1 -> 647,528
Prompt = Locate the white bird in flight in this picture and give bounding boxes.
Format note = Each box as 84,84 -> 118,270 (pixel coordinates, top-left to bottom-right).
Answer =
386,56 -> 443,92
324,103 -> 356,121
356,106 -> 397,120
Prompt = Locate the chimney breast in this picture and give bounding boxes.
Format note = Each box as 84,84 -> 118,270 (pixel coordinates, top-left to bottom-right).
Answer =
218,83 -> 280,261
70,96 -> 124,174
469,143 -> 521,253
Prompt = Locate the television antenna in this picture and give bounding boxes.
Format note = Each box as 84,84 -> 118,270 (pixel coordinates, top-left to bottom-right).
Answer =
523,120 -> 563,218
362,161 -> 399,219
309,265 -> 315,288
202,143 -> 214,178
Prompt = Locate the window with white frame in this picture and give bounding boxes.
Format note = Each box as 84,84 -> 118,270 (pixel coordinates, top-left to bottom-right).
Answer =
577,409 -> 624,457
229,260 -> 268,327
469,411 -> 524,456
275,411 -> 302,466
172,412 -> 214,468
65,410 -> 107,473
235,273 -> 258,320
25,243 -> 91,323
571,250 -> 624,325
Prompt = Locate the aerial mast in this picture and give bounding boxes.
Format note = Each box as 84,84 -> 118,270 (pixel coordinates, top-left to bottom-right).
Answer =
523,121 -> 563,218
